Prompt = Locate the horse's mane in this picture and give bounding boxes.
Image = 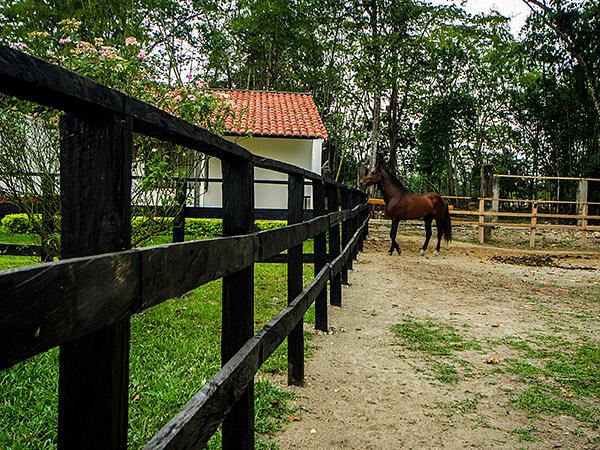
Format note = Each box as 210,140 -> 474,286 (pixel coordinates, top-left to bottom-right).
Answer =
379,166 -> 409,191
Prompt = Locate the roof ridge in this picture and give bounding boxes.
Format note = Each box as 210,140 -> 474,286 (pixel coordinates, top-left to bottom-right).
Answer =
209,88 -> 312,97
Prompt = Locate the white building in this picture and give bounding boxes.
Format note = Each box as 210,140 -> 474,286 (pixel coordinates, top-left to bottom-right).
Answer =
200,90 -> 328,210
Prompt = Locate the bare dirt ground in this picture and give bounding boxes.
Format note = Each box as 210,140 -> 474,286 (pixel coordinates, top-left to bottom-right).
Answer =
269,224 -> 600,450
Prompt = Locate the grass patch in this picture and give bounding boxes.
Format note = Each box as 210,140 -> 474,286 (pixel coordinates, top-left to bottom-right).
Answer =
0,255 -> 40,271
510,425 -> 540,442
501,333 -> 600,427
1,260 -> 316,449
0,230 -> 39,245
436,396 -> 480,416
391,318 -> 481,356
432,361 -> 460,384
502,335 -> 600,399
391,317 -> 480,385
510,384 -> 599,426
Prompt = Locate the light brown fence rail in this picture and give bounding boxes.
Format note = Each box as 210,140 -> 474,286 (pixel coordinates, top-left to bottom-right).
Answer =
367,196 -> 599,248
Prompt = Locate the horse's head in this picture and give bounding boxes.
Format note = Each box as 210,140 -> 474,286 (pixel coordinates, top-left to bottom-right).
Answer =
360,167 -> 383,188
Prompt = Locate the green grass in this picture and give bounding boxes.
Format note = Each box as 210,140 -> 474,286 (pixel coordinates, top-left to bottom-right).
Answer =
0,230 -> 40,245
1,260 -> 316,449
502,335 -> 600,399
391,317 -> 480,384
500,333 -> 600,428
435,395 -> 480,416
0,255 -> 39,270
391,318 -> 481,356
510,425 -> 540,442
510,384 -> 599,426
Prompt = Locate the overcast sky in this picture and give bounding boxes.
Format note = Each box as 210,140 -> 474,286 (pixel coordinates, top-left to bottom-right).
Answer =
435,0 -> 533,36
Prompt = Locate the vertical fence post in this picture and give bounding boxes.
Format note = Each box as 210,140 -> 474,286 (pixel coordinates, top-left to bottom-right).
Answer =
221,156 -> 254,450
478,198 -> 486,244
352,191 -> 360,260
288,173 -> 304,386
312,179 -> 328,332
327,183 -> 342,306
58,112 -> 133,450
577,180 -> 588,248
480,164 -> 493,242
580,202 -> 589,248
172,180 -> 187,243
360,192 -> 368,251
529,201 -> 538,249
340,187 -> 350,284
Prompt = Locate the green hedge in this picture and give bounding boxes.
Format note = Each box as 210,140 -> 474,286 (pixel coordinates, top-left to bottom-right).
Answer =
1,214 -> 37,234
3,214 -> 286,239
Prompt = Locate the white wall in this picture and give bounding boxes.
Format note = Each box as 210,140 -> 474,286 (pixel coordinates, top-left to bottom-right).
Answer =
201,136 -> 322,209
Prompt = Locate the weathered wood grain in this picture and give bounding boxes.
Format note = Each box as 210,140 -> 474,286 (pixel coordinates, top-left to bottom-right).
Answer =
312,180 -> 328,332
327,185 -> 342,307
58,112 -> 132,450
221,157 -> 255,450
287,174 -> 304,386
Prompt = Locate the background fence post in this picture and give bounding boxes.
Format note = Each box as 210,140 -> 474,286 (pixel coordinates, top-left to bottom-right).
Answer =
341,187 -> 350,284
352,191 -> 360,260
312,179 -> 328,332
221,156 -> 255,450
480,164 -> 493,242
361,192 -> 368,250
288,173 -> 304,386
327,184 -> 342,306
172,180 -> 187,243
577,180 -> 588,248
529,201 -> 538,248
58,112 -> 133,450
478,198 -> 486,244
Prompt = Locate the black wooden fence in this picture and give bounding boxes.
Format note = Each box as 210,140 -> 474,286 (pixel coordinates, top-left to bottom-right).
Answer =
0,46 -> 369,449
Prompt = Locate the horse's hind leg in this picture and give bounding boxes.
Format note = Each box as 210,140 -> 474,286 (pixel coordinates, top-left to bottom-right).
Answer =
389,218 -> 401,255
434,218 -> 443,254
420,216 -> 433,255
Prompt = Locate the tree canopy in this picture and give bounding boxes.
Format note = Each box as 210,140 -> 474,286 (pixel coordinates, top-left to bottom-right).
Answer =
1,0 -> 598,194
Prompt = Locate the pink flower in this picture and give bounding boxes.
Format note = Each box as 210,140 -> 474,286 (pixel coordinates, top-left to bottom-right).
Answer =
194,80 -> 206,87
59,36 -> 71,44
173,95 -> 182,103
138,50 -> 147,60
125,37 -> 138,46
186,73 -> 193,80
169,192 -> 176,199
151,148 -> 158,153
187,94 -> 196,100
10,42 -> 28,50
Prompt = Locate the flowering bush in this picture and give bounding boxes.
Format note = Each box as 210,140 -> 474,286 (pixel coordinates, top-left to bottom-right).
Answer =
2,19 -> 237,252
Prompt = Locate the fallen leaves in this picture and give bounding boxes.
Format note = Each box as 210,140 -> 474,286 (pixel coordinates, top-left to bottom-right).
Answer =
484,354 -> 501,364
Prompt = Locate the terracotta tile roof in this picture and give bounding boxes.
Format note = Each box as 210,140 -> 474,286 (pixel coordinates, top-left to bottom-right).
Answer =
213,90 -> 328,139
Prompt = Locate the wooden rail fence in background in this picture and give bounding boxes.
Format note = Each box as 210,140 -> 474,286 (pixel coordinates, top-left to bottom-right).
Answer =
0,45 -> 369,450
367,196 -> 599,248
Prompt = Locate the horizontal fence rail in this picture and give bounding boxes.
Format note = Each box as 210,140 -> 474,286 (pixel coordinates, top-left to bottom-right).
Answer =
368,194 -> 598,248
0,45 -> 369,449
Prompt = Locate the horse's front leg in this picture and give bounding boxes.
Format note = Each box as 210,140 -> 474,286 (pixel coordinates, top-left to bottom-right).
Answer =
389,218 -> 401,255
420,216 -> 433,255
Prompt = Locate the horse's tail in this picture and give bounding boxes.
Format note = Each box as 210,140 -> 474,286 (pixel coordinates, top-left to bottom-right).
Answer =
442,202 -> 452,242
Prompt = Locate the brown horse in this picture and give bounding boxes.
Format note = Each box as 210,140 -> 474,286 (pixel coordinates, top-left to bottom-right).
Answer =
360,166 -> 452,255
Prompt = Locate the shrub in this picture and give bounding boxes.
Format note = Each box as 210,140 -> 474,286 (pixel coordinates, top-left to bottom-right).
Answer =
1,214 -> 37,234
254,221 -> 286,232
3,213 -> 287,241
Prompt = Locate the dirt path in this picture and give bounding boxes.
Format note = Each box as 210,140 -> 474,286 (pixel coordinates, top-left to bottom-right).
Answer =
270,234 -> 600,450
